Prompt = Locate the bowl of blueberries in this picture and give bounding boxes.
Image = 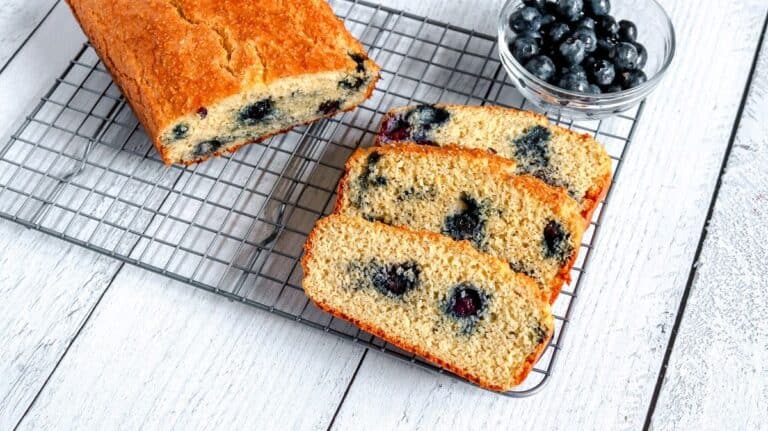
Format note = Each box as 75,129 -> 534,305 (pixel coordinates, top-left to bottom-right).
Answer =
498,0 -> 675,119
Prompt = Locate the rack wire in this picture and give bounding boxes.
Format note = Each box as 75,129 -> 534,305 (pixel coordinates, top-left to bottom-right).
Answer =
0,0 -> 642,396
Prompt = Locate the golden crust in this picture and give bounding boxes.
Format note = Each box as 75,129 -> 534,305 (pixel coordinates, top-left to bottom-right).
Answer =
300,215 -> 553,391
375,104 -> 612,225
65,0 -> 379,164
333,143 -> 584,303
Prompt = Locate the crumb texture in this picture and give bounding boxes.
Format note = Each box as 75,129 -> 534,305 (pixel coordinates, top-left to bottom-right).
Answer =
378,104 -> 612,216
302,215 -> 554,391
336,144 -> 585,302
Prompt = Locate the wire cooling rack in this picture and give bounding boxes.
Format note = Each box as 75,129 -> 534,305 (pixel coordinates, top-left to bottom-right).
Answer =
0,0 -> 642,396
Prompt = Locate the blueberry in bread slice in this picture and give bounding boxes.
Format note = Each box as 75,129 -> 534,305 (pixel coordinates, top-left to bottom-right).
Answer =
66,0 -> 380,164
334,144 -> 585,303
378,104 -> 612,221
301,214 -> 554,391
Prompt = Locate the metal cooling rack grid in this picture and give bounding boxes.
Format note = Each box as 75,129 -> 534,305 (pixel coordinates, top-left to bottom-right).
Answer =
0,0 -> 643,396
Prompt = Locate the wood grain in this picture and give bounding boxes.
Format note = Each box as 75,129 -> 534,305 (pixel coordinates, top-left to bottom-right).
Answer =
0,222 -> 120,430
649,21 -> 768,430
15,265 -> 365,430
0,0 -> 57,71
0,2 -> 86,143
330,1 -> 768,429
0,0 -> 766,429
0,5 -> 113,428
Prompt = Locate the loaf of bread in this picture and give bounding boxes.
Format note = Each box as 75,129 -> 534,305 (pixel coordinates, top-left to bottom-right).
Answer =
334,144 -> 585,303
302,214 -> 554,391
65,0 -> 380,164
378,104 -> 611,221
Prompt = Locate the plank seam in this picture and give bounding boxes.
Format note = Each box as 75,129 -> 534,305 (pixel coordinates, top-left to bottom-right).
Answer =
642,10 -> 768,430
12,261 -> 125,430
326,350 -> 368,431
0,0 -> 62,77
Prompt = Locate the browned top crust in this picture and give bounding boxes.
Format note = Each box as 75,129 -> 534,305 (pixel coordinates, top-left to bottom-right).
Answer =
66,0 -> 370,138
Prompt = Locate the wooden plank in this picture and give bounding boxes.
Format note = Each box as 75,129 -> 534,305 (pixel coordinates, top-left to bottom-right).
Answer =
0,4 -> 121,429
0,0 -> 57,71
649,18 -> 768,430
15,265 -> 365,430
0,221 -> 120,430
330,1 -> 768,429
0,1 -> 86,142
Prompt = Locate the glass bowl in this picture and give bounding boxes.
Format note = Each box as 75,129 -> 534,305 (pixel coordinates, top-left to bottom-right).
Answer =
497,0 -> 675,119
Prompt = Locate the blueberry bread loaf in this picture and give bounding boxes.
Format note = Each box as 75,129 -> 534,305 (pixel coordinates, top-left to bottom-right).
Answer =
302,215 -> 554,391
378,104 -> 612,221
65,0 -> 380,164
334,144 -> 584,303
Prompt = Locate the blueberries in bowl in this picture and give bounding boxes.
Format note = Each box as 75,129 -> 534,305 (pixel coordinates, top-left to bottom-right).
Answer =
510,6 -> 542,33
525,55 -> 557,81
584,0 -> 610,17
508,0 -> 650,93
558,37 -> 586,65
511,37 -> 540,62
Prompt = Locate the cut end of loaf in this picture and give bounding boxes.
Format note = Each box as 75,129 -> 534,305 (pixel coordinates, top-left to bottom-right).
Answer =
158,56 -> 379,164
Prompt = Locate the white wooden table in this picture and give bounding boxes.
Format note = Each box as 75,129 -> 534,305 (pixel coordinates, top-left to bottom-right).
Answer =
1,1 -> 766,429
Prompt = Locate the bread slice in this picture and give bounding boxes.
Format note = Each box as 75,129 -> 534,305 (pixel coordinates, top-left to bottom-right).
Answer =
377,104 -> 612,221
334,144 -> 585,303
301,214 -> 554,391
66,0 -> 380,164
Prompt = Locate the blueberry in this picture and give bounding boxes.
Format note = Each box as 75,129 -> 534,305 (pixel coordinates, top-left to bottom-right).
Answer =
558,37 -> 586,66
411,104 -> 450,126
380,115 -> 411,142
557,0 -> 583,22
193,139 -> 223,157
238,98 -> 274,125
524,55 -> 557,81
612,41 -> 639,70
196,106 -> 208,119
513,125 -> 551,170
443,194 -> 486,249
318,99 -> 342,115
634,42 -> 648,69
542,220 -> 572,262
348,52 -> 367,73
444,283 -> 488,320
545,22 -> 572,45
520,30 -> 544,42
577,16 -> 596,29
618,20 -> 638,42
558,72 -> 590,92
618,69 -> 648,89
523,0 -> 547,7
359,152 -> 388,189
573,27 -> 597,52
531,323 -> 548,344
172,123 -> 189,140
587,84 -> 602,94
588,58 -> 616,86
408,105 -> 450,143
584,0 -> 610,16
602,83 -> 623,93
562,64 -> 587,80
510,6 -> 542,33
539,13 -> 557,26
511,37 -> 540,62
596,15 -> 619,38
339,76 -> 365,90
595,36 -> 619,58
371,261 -> 420,298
